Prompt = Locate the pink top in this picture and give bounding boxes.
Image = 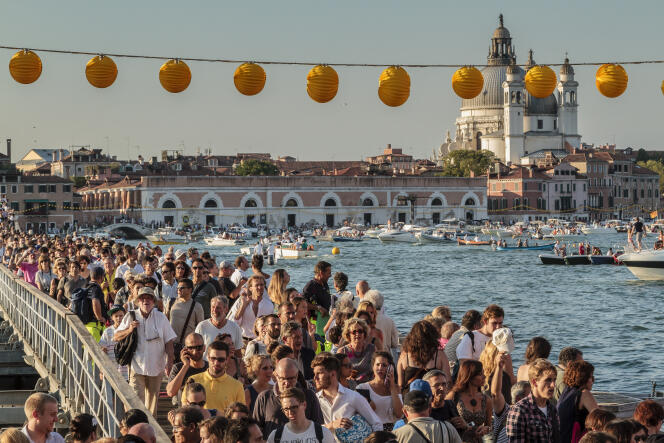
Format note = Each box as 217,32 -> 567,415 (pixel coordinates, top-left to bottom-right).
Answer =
19,262 -> 39,287
438,337 -> 449,349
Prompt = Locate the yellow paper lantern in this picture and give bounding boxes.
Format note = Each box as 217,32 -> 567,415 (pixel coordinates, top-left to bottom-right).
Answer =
9,50 -> 42,84
159,59 -> 191,93
85,55 -> 117,88
378,66 -> 410,107
661,80 -> 664,96
234,62 -> 266,96
452,66 -> 484,99
596,64 -> 628,98
524,65 -> 557,98
307,65 -> 339,103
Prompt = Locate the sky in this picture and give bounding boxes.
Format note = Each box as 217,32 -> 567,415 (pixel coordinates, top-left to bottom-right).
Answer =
1,0 -> 663,162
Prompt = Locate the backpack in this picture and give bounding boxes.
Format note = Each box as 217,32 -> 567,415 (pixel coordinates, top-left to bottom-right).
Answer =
71,285 -> 95,324
274,421 -> 323,443
451,331 -> 475,383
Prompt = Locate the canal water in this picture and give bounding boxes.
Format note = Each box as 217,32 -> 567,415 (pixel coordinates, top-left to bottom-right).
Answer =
177,230 -> 661,394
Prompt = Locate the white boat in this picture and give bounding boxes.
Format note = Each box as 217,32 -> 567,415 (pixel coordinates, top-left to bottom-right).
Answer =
203,235 -> 246,246
364,228 -> 385,238
146,228 -> 187,245
275,245 -> 316,259
377,230 -> 417,243
619,249 -> 664,280
417,229 -> 455,243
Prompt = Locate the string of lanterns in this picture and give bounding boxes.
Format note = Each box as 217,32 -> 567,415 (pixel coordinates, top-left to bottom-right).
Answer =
5,47 -> 651,106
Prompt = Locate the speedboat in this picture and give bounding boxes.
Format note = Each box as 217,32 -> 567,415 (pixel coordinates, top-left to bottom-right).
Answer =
377,230 -> 417,243
539,254 -> 566,265
203,235 -> 246,246
364,228 -> 384,238
417,229 -> 455,243
619,250 -> 664,280
146,228 -> 187,245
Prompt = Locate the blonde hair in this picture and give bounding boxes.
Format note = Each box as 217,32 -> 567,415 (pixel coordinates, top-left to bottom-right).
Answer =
528,358 -> 556,382
357,301 -> 376,322
342,317 -> 369,342
24,392 -> 57,420
0,428 -> 30,443
479,340 -> 500,391
432,305 -> 452,322
267,269 -> 288,305
247,354 -> 272,380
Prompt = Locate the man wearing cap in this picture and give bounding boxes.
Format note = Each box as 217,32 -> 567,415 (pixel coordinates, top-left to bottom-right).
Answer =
393,390 -> 461,443
114,286 -> 177,415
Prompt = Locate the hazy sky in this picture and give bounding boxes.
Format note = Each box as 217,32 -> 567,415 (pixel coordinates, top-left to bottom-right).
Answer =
1,0 -> 663,162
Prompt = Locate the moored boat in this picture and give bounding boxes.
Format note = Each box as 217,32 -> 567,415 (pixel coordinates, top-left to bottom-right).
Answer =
457,238 -> 492,246
377,230 -> 417,243
564,255 -> 591,265
589,255 -> 616,265
332,236 -> 363,242
417,230 -> 455,243
203,235 -> 246,246
275,245 -> 316,259
495,243 -> 555,251
539,254 -> 566,265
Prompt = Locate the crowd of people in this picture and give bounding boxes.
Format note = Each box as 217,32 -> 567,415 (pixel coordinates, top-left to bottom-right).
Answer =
0,221 -> 663,443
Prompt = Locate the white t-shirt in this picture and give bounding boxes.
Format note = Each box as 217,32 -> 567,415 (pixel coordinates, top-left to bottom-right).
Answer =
455,330 -> 492,361
195,318 -> 244,350
21,426 -> 65,443
267,421 -> 335,443
231,268 -> 247,286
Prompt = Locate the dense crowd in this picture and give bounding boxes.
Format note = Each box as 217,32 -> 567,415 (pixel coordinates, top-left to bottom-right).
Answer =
0,220 -> 663,443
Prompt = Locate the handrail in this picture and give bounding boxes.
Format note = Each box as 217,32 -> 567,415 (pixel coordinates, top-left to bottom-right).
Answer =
0,265 -> 170,440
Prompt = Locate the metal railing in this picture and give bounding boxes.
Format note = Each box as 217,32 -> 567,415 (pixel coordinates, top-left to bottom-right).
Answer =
0,266 -> 169,440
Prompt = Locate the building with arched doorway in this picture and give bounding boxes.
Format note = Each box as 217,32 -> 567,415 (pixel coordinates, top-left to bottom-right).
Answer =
77,175 -> 487,228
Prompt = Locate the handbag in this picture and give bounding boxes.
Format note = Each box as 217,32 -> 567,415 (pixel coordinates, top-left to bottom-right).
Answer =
334,414 -> 372,443
115,311 -> 137,366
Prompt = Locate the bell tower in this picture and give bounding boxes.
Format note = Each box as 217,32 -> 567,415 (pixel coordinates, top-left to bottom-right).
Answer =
557,57 -> 581,148
503,61 -> 525,164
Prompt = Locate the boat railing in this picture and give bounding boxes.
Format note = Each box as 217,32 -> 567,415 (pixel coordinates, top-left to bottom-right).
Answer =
0,265 -> 169,440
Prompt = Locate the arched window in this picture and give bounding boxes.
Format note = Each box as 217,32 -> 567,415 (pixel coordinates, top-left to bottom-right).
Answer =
244,199 -> 257,208
324,198 -> 337,207
465,198 -> 476,206
362,198 -> 374,207
204,199 -> 217,208
162,199 -> 176,209
431,198 -> 443,206
285,198 -> 298,207
475,133 -> 482,150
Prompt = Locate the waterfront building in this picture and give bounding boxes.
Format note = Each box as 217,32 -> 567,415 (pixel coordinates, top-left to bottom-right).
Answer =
434,15 -> 581,165
77,175 -> 487,228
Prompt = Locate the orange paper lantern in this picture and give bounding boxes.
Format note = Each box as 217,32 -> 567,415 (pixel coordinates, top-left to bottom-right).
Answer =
159,59 -> 191,93
378,66 -> 410,107
524,65 -> 557,99
9,50 -> 42,84
307,65 -> 339,103
86,55 -> 118,88
452,66 -> 484,99
234,62 -> 266,96
596,64 -> 628,98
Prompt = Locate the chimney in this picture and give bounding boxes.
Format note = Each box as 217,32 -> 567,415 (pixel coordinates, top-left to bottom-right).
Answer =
6,139 -> 10,162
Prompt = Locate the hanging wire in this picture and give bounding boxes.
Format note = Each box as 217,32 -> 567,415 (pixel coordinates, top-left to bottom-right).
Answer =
3,45 -> 664,68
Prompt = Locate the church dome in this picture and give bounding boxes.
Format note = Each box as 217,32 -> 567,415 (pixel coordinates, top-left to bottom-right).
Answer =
493,26 -> 511,39
525,92 -> 558,115
461,65 -> 508,110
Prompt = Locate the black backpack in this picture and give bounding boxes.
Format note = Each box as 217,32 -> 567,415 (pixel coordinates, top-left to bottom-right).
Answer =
70,285 -> 94,324
274,422 -> 323,443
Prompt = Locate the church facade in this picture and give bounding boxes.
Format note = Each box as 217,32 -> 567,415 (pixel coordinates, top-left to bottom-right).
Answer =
435,15 -> 581,165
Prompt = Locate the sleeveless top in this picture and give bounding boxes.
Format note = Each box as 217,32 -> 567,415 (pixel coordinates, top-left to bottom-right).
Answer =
454,391 -> 489,428
402,351 -> 440,395
246,384 -> 259,413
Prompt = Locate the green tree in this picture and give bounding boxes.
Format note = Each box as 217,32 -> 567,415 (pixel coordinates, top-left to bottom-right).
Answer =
636,148 -> 649,163
70,176 -> 87,188
234,159 -> 280,176
637,160 -> 664,193
438,150 -> 495,177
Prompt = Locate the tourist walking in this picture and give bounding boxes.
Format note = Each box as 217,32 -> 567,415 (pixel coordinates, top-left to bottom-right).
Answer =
266,387 -> 334,442
196,296 -> 244,351
393,390 -> 462,443
227,275 -> 273,340
398,320 -> 452,393
338,317 -> 376,383
356,351 -> 403,431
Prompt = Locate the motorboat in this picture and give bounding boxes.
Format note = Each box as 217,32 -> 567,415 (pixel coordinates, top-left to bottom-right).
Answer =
619,249 -> 664,280
275,244 -> 316,260
417,229 -> 455,243
495,243 -> 555,251
457,238 -> 492,246
377,230 -> 417,243
332,236 -> 363,242
364,228 -> 384,238
564,255 -> 591,265
146,228 -> 187,245
203,234 -> 246,246
589,255 -> 616,265
539,254 -> 566,265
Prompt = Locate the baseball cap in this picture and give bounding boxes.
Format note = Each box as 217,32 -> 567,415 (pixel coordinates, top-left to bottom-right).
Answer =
108,305 -> 126,317
404,390 -> 430,410
137,287 -> 156,300
492,327 -> 515,354
409,379 -> 433,398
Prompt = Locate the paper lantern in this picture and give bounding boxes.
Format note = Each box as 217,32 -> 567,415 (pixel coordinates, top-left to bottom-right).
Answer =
307,65 -> 338,103
378,66 -> 410,107
452,66 -> 484,99
85,55 -> 117,88
159,59 -> 191,93
596,64 -> 628,98
661,80 -> 664,96
9,50 -> 42,84
234,62 -> 265,96
524,65 -> 557,98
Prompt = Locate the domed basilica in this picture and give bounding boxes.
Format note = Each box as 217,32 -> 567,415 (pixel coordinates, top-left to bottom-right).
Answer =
434,15 -> 581,165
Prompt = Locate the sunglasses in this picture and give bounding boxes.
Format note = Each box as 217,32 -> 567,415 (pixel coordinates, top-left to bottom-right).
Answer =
209,356 -> 226,363
281,405 -> 301,413
192,266 -> 204,270
350,329 -> 366,335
